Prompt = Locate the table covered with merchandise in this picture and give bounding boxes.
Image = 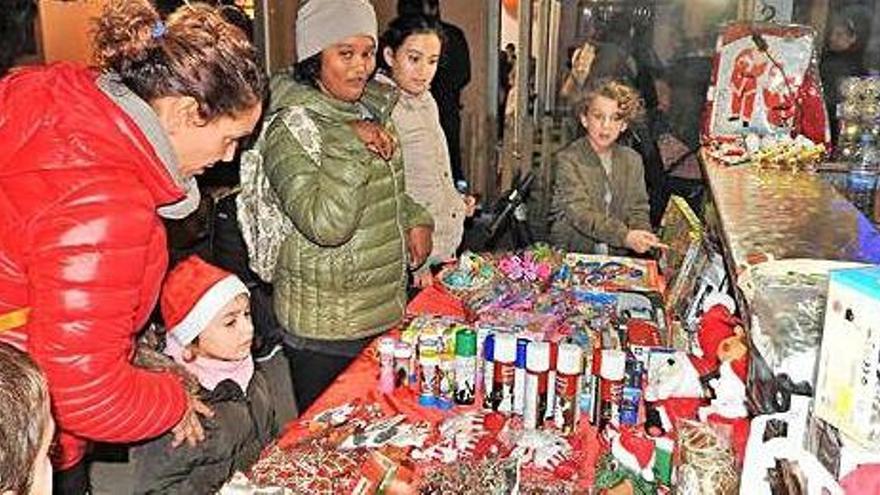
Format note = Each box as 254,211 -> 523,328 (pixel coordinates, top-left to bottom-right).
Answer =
221,246 -> 751,495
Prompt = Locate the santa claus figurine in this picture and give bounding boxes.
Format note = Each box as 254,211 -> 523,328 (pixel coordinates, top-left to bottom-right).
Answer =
692,293 -> 749,419
693,293 -> 751,462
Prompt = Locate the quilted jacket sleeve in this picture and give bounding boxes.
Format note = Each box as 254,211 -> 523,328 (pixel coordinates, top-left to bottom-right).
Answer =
27,179 -> 187,443
263,117 -> 373,247
401,192 -> 434,231
554,149 -> 630,247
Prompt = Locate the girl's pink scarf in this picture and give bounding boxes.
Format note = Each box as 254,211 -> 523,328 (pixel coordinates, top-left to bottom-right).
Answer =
165,338 -> 254,394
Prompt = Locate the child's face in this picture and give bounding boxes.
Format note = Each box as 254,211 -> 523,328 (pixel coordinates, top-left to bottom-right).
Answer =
581,95 -> 627,155
384,33 -> 442,97
193,294 -> 253,361
829,25 -> 856,52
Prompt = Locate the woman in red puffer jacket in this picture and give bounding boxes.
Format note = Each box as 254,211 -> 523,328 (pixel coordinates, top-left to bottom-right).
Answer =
0,1 -> 264,491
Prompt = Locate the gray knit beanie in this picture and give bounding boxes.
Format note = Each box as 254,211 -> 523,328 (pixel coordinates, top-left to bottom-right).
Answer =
295,0 -> 378,62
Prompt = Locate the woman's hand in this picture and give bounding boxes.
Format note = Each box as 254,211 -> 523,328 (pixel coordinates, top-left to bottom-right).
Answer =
624,229 -> 667,254
406,225 -> 433,269
413,269 -> 434,289
349,120 -> 396,161
171,395 -> 214,448
463,194 -> 477,217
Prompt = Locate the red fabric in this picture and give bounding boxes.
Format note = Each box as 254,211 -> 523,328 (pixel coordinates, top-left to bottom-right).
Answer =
619,429 -> 655,469
694,305 -> 739,379
841,464 -> 880,495
406,282 -> 467,318
274,287 -> 603,488
0,64 -> 188,468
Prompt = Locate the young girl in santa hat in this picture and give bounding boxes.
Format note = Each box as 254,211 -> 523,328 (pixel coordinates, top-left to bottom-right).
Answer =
132,256 -> 287,494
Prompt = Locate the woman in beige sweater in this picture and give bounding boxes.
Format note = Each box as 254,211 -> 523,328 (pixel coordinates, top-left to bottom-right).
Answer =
379,15 -> 476,287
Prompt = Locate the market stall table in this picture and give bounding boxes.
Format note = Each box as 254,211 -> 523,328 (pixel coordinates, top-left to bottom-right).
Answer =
231,284 -> 605,494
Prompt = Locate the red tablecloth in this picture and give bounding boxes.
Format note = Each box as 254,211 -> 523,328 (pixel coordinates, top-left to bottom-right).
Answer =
273,284 -> 602,489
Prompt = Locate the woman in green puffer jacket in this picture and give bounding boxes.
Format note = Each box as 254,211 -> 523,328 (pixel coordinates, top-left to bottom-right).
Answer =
262,0 -> 433,411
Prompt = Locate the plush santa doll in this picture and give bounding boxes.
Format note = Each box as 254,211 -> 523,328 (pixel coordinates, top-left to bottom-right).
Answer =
643,350 -> 704,436
693,294 -> 751,462
692,294 -> 749,417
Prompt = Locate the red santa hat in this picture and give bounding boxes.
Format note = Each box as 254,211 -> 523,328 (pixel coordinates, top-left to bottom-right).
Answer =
161,256 -> 249,347
693,298 -> 741,376
610,427 -> 656,482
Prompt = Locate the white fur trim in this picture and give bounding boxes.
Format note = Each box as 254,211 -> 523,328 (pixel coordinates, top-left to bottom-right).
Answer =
611,437 -> 655,482
702,292 -> 736,314
170,276 -> 249,346
600,349 -> 626,380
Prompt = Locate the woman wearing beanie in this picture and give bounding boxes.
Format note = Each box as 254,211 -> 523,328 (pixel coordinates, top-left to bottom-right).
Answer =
257,0 -> 433,411
0,1 -> 264,492
132,256 -> 280,495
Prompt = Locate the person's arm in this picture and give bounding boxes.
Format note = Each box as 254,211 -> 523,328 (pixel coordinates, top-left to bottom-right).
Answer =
624,152 -> 653,232
401,191 -> 434,231
555,151 -> 630,247
262,114 -> 372,247
27,181 -> 188,444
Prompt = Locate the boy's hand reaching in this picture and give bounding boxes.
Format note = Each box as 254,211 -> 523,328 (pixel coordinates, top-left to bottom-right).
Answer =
625,229 -> 667,254
171,395 -> 214,448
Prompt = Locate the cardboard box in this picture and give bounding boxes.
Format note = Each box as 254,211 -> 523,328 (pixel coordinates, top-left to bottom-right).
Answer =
814,267 -> 880,451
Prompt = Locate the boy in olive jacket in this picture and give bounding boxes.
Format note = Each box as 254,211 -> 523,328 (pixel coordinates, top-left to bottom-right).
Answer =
550,79 -> 664,255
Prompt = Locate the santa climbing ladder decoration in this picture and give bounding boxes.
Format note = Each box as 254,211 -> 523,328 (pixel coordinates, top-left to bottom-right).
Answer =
704,22 -> 829,145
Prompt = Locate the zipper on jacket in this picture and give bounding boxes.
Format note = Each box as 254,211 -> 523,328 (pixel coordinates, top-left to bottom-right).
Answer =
388,153 -> 408,314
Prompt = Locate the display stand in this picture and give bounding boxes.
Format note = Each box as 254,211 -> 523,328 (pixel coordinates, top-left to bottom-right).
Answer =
700,151 -> 880,415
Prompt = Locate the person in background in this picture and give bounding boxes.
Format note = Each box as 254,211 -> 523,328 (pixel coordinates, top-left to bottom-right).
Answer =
378,15 -> 477,289
132,257 -> 285,495
0,0 -> 37,78
497,44 -> 515,138
0,1 -> 265,492
0,344 -> 54,495
821,13 -> 867,144
260,0 -> 433,412
549,79 -> 663,255
399,0 -> 471,184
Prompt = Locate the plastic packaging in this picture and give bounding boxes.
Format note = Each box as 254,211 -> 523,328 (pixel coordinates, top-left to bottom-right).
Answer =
419,351 -> 439,408
482,334 -> 496,410
493,334 -> 517,414
545,342 -> 558,421
394,342 -> 414,389
524,341 -> 550,429
454,329 -> 477,405
598,349 -> 626,429
619,353 -> 644,425
513,338 -> 529,415
378,337 -> 396,394
555,343 -> 583,435
437,355 -> 456,410
848,133 -> 879,213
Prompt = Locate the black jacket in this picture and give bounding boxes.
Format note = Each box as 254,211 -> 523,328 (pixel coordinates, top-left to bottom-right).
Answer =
132,366 -> 278,495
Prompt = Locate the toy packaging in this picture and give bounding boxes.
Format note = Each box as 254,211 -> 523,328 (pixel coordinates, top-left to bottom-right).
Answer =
703,22 -> 829,146
814,266 -> 880,451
